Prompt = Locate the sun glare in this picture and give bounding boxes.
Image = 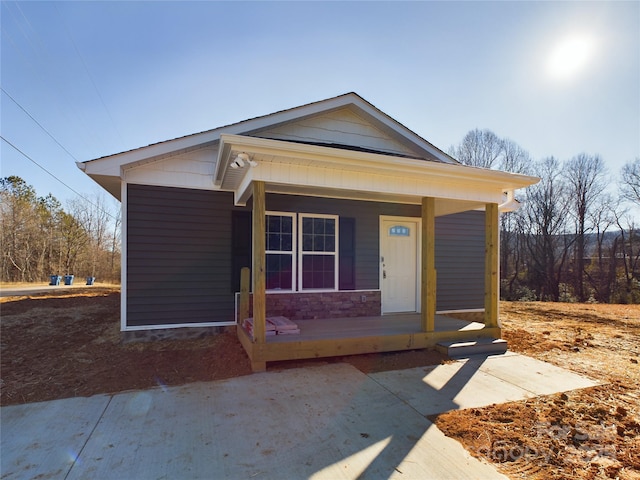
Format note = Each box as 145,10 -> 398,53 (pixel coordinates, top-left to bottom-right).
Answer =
547,34 -> 595,81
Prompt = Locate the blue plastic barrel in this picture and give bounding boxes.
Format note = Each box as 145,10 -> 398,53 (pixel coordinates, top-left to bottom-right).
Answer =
49,275 -> 61,286
86,276 -> 95,285
63,275 -> 74,285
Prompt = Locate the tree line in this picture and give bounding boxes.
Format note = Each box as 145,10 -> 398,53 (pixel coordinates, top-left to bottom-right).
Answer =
450,129 -> 640,303
1,176 -> 121,284
2,138 -> 639,303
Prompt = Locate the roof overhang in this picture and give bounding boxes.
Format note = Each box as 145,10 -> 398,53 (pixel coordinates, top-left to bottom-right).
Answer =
76,93 -> 466,201
215,134 -> 539,215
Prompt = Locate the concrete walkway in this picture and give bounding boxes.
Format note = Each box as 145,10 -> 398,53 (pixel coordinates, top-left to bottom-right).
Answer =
1,353 -> 598,480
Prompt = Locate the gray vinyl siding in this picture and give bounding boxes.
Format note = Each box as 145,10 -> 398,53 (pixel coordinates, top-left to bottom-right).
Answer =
435,211 -> 485,310
268,195 -> 485,311
126,186 -> 484,328
127,184 -> 247,327
267,194 -> 421,290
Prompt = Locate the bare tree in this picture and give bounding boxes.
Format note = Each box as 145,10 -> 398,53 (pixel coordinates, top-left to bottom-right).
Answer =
500,139 -> 533,175
449,129 -> 504,169
564,153 -> 607,301
500,207 -> 528,299
613,210 -> 640,303
523,157 -> 573,301
1,176 -> 121,284
621,158 -> 640,205
1,176 -> 38,281
59,211 -> 88,275
68,193 -> 113,278
109,200 -> 122,278
584,194 -> 617,302
35,194 -> 63,279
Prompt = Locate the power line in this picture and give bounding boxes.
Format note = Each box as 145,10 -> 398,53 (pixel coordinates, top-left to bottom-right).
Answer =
54,3 -> 125,144
0,135 -> 118,221
1,87 -> 80,162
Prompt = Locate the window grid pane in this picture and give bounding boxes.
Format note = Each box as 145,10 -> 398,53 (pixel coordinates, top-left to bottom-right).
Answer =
265,214 -> 295,291
302,254 -> 335,289
266,214 -> 294,253
266,254 -> 293,290
301,217 -> 336,253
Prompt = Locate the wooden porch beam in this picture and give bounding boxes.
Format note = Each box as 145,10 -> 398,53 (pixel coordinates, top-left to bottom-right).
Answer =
421,197 -> 436,332
254,328 -> 502,363
484,202 -> 499,328
251,182 -> 267,369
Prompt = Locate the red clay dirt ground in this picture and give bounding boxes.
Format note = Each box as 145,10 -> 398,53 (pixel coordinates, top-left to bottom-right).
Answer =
1,288 -> 639,479
434,302 -> 640,480
0,287 -> 446,405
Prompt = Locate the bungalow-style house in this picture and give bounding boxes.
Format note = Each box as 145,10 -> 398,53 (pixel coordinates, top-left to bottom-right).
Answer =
78,93 -> 538,371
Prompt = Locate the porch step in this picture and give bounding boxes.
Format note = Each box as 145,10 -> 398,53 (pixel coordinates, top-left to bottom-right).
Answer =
436,338 -> 508,359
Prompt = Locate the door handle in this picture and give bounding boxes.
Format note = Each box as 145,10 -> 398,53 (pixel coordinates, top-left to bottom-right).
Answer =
383,270 -> 386,279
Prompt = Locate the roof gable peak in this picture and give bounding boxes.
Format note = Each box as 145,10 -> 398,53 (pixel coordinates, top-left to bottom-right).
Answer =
83,92 -> 457,167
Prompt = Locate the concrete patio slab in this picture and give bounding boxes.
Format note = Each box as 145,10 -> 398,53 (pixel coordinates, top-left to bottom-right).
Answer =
466,352 -> 599,395
1,394 -> 111,480
369,352 -> 599,417
1,354 -> 599,480
3,364 -> 505,480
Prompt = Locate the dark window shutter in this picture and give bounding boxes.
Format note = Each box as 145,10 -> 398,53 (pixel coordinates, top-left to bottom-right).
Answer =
339,217 -> 356,290
231,211 -> 252,292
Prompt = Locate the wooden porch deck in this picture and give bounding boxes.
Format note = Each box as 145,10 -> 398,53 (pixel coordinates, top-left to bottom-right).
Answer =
266,314 -> 484,343
237,313 -> 501,371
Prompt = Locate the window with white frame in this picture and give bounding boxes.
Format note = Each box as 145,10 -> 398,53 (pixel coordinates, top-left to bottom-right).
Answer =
264,212 -> 339,291
299,214 -> 338,291
265,212 -> 296,290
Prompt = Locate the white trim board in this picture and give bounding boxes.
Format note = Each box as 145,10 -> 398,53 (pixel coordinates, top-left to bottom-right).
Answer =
120,181 -> 128,332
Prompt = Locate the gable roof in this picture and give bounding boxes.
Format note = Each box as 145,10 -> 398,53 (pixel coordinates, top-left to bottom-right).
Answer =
78,92 -> 539,207
81,92 -> 458,171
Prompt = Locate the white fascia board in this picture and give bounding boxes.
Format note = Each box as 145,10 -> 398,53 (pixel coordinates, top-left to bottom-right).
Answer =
253,162 -> 504,204
218,134 -> 540,191
120,180 -> 127,331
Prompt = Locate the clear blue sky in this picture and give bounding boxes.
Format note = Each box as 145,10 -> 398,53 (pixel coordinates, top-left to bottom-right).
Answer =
2,1 -> 639,207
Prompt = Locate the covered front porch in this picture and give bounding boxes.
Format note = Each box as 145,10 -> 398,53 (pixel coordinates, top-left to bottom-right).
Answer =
236,182 -> 502,372
215,135 -> 536,372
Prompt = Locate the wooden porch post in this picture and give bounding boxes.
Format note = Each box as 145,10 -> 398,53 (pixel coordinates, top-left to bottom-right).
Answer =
421,197 -> 436,332
251,181 -> 267,371
484,202 -> 499,328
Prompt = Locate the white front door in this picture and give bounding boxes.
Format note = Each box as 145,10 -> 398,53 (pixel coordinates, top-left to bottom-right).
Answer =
381,217 -> 420,313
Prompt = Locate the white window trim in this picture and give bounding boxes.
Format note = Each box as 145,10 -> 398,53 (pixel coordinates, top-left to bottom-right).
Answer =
298,213 -> 339,292
265,211 -> 297,292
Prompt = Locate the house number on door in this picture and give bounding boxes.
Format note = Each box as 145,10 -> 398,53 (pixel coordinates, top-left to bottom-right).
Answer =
389,226 -> 410,236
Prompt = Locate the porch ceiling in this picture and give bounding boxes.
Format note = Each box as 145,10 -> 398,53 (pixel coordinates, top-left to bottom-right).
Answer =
216,134 -> 539,212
